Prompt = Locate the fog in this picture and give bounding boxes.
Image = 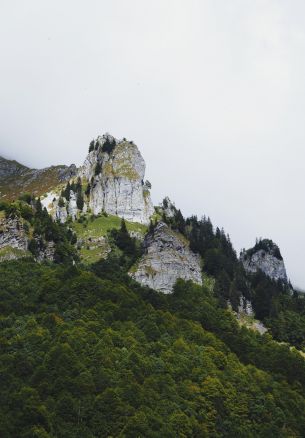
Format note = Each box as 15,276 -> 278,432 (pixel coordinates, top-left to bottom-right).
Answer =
1,0 -> 305,286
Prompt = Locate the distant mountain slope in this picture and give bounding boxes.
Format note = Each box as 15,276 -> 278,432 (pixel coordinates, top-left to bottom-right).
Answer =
0,156 -> 77,201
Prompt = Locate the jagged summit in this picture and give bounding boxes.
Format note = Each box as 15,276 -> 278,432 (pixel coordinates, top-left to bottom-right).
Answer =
80,134 -> 154,223
0,156 -> 29,179
39,134 -> 154,225
240,238 -> 288,283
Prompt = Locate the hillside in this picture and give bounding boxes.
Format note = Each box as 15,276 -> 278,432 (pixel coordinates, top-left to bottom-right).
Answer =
1,135 -> 305,437
2,258 -> 305,437
0,156 -> 77,201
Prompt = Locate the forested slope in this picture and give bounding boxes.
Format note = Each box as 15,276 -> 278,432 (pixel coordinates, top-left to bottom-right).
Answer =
1,254 -> 305,437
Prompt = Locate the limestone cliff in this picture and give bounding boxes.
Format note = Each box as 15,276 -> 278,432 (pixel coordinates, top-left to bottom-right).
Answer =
240,239 -> 288,283
79,134 -> 154,224
129,222 -> 202,294
42,134 -> 154,225
0,216 -> 28,253
0,215 -> 55,262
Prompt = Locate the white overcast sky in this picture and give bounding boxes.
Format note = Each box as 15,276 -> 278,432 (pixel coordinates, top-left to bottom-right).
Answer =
0,0 -> 305,287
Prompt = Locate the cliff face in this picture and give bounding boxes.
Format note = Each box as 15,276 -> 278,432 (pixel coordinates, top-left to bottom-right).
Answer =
0,216 -> 28,252
39,134 -> 154,225
79,134 -> 154,224
240,239 -> 288,283
0,215 -> 55,262
130,222 -> 202,294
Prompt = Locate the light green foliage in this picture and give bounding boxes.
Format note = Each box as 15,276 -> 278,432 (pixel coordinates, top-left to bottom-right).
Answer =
79,246 -> 110,265
71,214 -> 147,264
72,214 -> 147,239
0,246 -> 31,261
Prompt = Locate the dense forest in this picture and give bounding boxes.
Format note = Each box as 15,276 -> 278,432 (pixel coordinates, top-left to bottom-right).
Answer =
2,200 -> 305,436
162,206 -> 305,350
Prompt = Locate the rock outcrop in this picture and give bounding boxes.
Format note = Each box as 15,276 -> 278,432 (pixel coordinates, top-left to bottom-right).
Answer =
160,197 -> 177,219
129,222 -> 202,294
240,239 -> 288,283
41,134 -> 154,225
79,134 -> 154,224
0,216 -> 28,251
0,215 -> 56,262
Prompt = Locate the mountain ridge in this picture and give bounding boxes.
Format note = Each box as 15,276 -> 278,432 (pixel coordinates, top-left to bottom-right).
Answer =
2,134 -> 305,436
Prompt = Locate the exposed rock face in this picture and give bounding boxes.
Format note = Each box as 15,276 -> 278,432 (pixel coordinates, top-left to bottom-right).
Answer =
238,296 -> 254,317
41,134 -> 154,225
0,216 -> 28,251
240,239 -> 288,282
79,134 -> 154,224
0,156 -> 27,178
56,206 -> 68,224
130,222 -> 202,294
0,215 -> 56,263
67,191 -> 78,220
161,197 -> 177,219
35,239 -> 56,262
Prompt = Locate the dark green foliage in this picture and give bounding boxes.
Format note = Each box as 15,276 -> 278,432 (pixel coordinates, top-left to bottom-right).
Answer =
94,162 -> 102,176
63,181 -> 71,201
1,260 -> 305,436
165,210 -> 302,340
63,178 -> 84,211
165,213 -> 246,309
85,182 -> 91,197
246,238 -> 283,260
88,140 -> 95,153
18,192 -> 33,205
58,197 -> 65,208
2,196 -> 305,436
76,191 -> 84,212
250,271 -> 290,320
101,138 -> 116,154
3,198 -> 78,264
162,197 -> 169,209
28,238 -> 40,257
110,219 -> 141,266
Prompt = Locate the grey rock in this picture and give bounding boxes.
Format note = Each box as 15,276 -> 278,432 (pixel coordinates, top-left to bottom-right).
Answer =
56,205 -> 68,223
36,240 -> 56,262
161,197 -> 177,219
0,216 -> 28,251
241,246 -> 288,282
237,296 -> 254,317
67,191 -> 78,220
0,215 -> 57,263
0,156 -> 28,179
79,134 -> 154,224
130,222 -> 202,294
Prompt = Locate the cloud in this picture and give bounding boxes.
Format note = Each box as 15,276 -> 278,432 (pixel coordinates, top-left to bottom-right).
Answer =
0,0 -> 305,285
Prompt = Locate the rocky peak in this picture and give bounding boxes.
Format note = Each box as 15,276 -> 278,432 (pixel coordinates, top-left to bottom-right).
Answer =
129,221 -> 202,293
75,134 -> 154,224
160,197 -> 177,219
0,156 -> 28,179
240,238 -> 288,283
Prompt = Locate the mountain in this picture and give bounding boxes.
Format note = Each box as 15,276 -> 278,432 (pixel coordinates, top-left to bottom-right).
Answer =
2,134 -> 305,436
240,238 -> 288,283
36,134 -> 154,225
0,156 -> 77,201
